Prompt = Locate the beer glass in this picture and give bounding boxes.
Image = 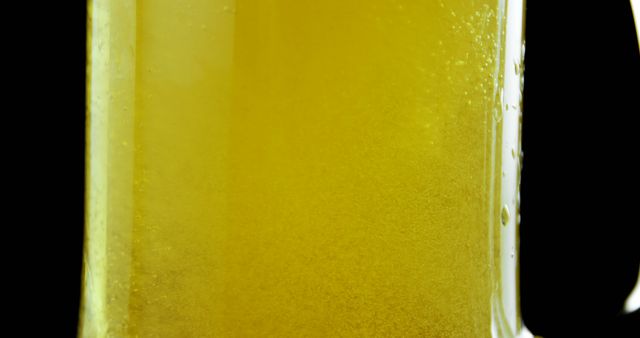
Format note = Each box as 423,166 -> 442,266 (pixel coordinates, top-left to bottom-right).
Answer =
80,0 -> 526,336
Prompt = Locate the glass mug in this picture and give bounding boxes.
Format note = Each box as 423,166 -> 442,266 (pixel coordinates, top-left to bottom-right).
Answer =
80,0 -> 526,337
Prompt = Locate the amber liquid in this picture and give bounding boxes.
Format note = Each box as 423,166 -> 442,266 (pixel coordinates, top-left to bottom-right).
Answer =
81,0 -> 512,336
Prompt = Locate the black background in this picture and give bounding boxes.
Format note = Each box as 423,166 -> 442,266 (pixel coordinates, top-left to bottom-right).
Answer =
11,1 -> 639,337
520,1 -> 639,337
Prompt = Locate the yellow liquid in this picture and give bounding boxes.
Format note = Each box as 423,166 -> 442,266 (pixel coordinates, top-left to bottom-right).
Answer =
81,0 -> 511,336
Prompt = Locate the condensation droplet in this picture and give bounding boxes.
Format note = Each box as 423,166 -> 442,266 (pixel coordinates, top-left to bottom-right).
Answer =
501,204 -> 510,226
493,108 -> 502,122
510,246 -> 515,259
493,108 -> 502,123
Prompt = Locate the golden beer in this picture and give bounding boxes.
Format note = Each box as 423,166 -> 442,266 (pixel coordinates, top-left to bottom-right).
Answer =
81,0 -> 525,336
